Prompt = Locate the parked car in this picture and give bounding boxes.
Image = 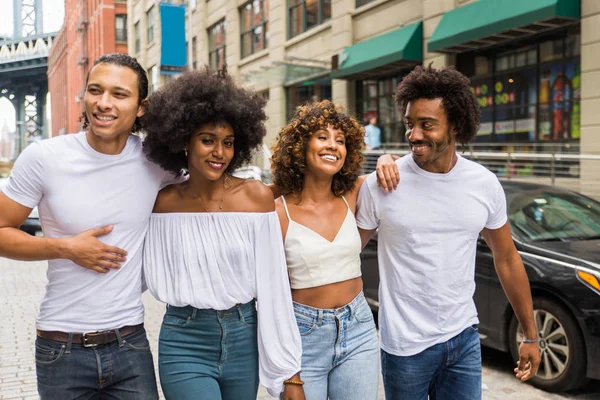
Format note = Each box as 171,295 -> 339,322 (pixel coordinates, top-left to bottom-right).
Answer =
0,177 -> 43,236
361,181 -> 600,393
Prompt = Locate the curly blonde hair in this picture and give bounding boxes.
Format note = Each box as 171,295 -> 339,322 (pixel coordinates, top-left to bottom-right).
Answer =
271,100 -> 365,196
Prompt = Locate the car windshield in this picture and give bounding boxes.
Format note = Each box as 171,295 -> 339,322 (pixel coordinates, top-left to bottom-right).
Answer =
506,187 -> 600,242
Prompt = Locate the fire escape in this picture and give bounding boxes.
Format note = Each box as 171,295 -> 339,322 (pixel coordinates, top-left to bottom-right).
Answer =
76,0 -> 89,110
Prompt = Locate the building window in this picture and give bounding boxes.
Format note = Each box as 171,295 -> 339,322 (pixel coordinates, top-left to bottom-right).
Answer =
208,20 -> 226,70
356,0 -> 374,7
147,6 -> 156,44
460,32 -> 581,144
134,22 -> 141,54
356,76 -> 405,147
115,14 -> 127,42
149,65 -> 159,94
288,0 -> 331,39
286,79 -> 331,120
192,36 -> 198,70
240,0 -> 268,58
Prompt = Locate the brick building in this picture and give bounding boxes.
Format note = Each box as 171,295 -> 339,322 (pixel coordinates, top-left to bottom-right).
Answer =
48,0 -> 128,136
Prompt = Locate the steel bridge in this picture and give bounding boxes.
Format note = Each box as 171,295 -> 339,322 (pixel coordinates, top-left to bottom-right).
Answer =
0,0 -> 55,162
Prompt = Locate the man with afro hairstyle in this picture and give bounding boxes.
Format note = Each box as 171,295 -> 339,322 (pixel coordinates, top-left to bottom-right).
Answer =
356,65 -> 540,400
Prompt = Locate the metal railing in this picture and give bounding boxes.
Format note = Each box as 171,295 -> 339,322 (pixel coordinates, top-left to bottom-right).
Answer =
363,144 -> 600,201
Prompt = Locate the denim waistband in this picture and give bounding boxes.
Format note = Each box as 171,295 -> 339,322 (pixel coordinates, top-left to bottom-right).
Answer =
292,291 -> 366,322
166,300 -> 256,321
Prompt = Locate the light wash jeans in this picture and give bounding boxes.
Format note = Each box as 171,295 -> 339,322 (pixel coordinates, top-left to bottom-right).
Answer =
292,291 -> 379,400
36,328 -> 159,400
158,301 -> 259,400
382,325 -> 482,400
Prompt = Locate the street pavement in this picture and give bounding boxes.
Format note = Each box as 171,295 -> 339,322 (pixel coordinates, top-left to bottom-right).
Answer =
1,258 -> 599,399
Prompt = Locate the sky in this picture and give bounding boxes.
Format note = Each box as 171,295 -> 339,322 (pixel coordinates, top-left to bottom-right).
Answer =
0,0 -> 64,134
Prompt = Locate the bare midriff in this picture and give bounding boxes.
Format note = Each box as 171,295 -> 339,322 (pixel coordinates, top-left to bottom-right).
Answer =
291,277 -> 363,309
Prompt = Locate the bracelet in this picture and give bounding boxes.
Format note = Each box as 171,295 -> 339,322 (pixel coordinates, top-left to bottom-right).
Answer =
284,379 -> 305,386
522,338 -> 539,343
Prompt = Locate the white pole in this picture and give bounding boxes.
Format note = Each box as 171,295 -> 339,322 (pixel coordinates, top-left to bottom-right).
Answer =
187,0 -> 195,70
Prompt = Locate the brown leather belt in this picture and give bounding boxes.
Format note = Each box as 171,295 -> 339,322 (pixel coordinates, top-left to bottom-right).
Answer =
36,323 -> 144,347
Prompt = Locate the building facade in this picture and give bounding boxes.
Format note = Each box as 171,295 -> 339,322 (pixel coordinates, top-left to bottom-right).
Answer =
126,0 -> 595,152
48,0 -> 129,136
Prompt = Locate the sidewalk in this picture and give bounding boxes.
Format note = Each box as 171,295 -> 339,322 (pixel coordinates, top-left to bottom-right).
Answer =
2,258 -> 598,399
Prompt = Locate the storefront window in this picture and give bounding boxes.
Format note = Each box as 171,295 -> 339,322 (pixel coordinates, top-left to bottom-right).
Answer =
539,62 -> 580,141
460,32 -> 580,144
356,75 -> 405,147
286,80 -> 332,119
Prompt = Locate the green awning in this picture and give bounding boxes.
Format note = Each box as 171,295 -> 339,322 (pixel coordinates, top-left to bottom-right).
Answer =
331,22 -> 422,80
428,0 -> 580,54
242,60 -> 330,88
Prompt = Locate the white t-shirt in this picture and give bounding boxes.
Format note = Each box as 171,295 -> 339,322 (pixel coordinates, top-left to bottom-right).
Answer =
2,132 -> 173,332
356,154 -> 507,356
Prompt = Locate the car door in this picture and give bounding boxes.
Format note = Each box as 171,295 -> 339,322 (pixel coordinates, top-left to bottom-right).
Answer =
475,235 -> 494,337
360,232 -> 380,311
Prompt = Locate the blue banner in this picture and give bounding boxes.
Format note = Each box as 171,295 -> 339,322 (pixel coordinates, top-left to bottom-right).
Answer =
159,3 -> 186,74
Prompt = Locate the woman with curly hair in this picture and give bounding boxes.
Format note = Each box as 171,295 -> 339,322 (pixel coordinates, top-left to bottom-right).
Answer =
270,100 -> 397,400
141,68 -> 304,400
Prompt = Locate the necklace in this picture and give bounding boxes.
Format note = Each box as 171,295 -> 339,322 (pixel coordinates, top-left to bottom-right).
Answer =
189,175 -> 229,212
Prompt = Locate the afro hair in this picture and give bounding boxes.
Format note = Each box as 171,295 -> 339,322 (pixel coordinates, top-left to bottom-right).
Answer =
142,67 -> 267,175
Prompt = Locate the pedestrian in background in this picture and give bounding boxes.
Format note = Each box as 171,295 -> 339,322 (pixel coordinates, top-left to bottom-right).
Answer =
364,116 -> 382,151
0,53 -> 172,399
141,68 -> 304,400
357,65 -> 541,400
270,100 -> 398,400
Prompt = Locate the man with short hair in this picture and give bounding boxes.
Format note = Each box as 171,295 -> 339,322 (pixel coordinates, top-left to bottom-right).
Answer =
364,116 -> 382,150
0,53 -> 173,399
357,65 -> 540,400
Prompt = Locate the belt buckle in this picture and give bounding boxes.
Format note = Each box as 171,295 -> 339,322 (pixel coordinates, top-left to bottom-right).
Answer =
82,331 -> 102,347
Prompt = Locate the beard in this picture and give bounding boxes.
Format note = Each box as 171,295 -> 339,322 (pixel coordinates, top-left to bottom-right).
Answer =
410,128 -> 453,168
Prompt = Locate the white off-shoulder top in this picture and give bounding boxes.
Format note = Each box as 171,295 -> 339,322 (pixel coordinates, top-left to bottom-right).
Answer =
143,211 -> 302,397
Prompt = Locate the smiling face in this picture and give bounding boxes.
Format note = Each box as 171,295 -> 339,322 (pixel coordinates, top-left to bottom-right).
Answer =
186,122 -> 235,181
404,98 -> 456,173
305,124 -> 347,177
84,63 -> 144,140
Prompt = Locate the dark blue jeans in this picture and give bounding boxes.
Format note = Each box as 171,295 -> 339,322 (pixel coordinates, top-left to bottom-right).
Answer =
382,325 -> 482,400
35,328 -> 159,400
158,301 -> 259,400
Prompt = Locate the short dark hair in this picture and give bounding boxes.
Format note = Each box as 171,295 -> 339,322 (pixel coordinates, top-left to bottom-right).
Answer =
80,53 -> 149,133
271,100 -> 365,196
142,67 -> 267,175
395,64 -> 480,145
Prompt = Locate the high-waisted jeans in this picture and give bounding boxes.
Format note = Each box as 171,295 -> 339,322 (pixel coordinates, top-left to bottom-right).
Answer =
158,301 -> 259,400
292,291 -> 380,400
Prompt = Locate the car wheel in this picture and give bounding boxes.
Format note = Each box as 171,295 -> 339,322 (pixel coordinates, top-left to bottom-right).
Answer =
508,297 -> 587,392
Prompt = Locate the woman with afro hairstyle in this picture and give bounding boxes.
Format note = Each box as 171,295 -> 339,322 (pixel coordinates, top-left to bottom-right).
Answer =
270,100 -> 398,400
141,68 -> 304,400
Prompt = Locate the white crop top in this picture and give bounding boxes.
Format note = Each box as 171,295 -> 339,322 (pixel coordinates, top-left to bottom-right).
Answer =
282,196 -> 362,289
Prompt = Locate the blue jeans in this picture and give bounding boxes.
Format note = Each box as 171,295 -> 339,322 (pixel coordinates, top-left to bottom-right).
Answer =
382,325 -> 482,400
158,301 -> 259,400
36,328 -> 159,400
293,292 -> 380,400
